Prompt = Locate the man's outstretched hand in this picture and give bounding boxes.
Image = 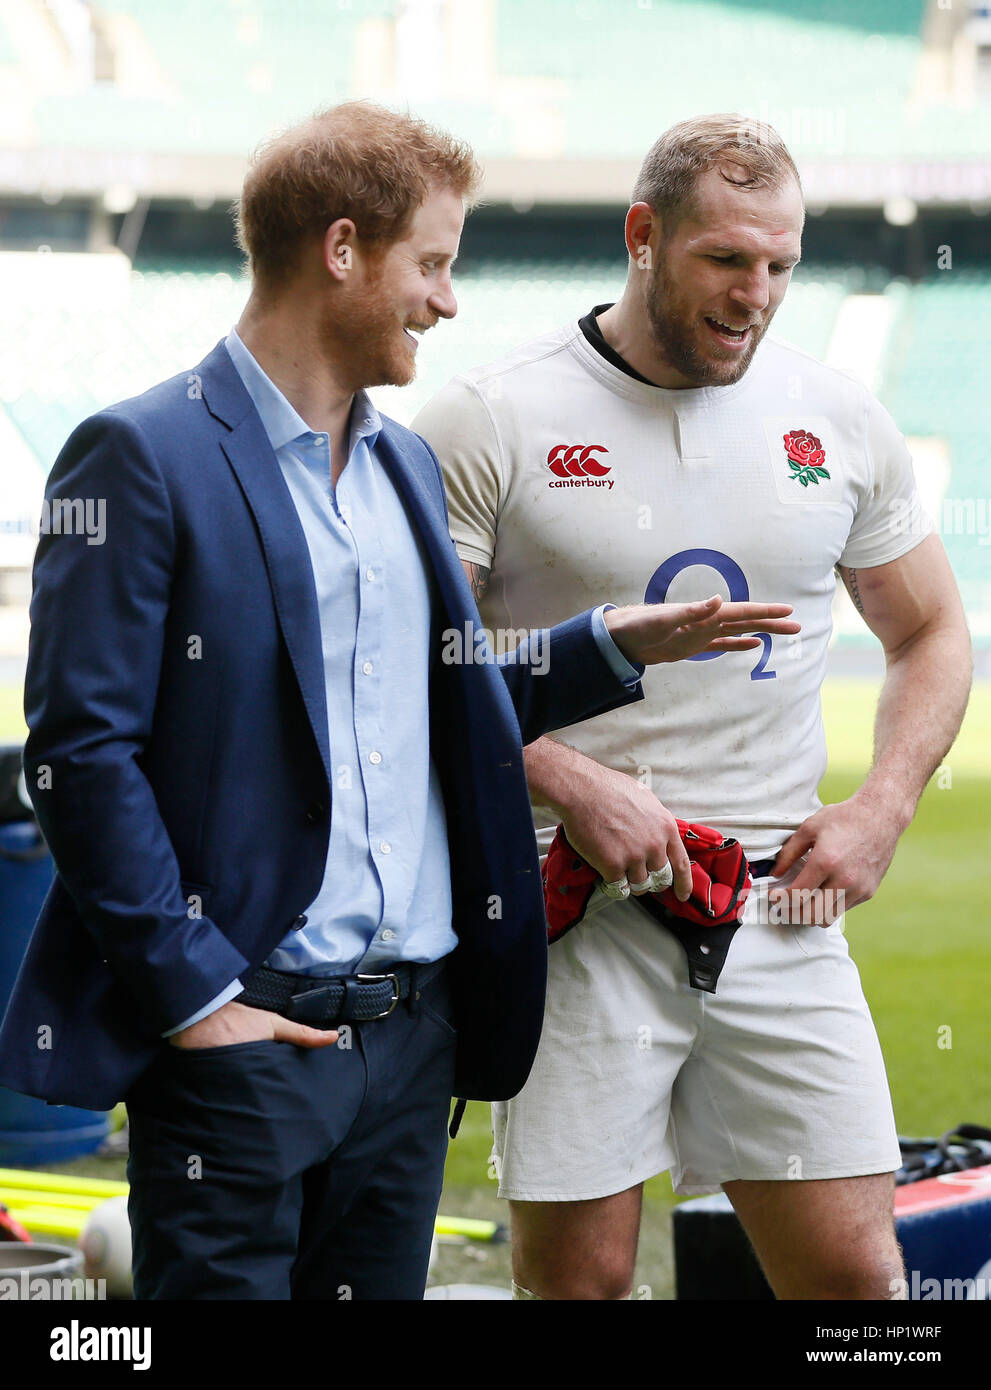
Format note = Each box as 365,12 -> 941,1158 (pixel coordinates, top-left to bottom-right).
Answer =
604,594 -> 800,665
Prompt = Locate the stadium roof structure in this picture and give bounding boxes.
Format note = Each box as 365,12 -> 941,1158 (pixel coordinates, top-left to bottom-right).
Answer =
1,0 -> 990,208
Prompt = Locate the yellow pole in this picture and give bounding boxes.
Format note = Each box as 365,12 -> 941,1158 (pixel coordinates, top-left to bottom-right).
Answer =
0,1168 -> 128,1198
6,1205 -> 88,1238
2,1188 -> 105,1212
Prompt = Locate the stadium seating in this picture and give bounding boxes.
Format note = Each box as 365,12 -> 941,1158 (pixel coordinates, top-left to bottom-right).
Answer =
3,0 -> 987,163
494,0 -> 927,161
878,273 -> 991,619
105,0 -> 358,103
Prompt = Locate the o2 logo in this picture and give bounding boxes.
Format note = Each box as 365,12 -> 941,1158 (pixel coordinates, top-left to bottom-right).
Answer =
646,548 -> 776,681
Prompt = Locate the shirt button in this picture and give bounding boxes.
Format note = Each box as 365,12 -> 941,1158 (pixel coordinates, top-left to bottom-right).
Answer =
381,929 -> 396,941
379,841 -> 391,855
365,567 -> 375,581
362,661 -> 373,675
369,750 -> 382,765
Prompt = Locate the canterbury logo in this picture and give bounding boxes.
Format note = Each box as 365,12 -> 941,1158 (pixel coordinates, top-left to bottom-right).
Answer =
546,444 -> 610,477
545,444 -> 614,490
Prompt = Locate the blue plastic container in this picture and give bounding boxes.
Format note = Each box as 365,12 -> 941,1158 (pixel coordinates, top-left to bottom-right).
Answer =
0,817 -> 109,1164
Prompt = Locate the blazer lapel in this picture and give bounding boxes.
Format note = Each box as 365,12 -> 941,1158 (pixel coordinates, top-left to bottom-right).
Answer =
197,343 -> 332,788
374,422 -> 469,622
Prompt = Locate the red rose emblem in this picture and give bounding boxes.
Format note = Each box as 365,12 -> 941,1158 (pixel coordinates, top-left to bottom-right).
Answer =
784,430 -> 825,468
783,429 -> 830,486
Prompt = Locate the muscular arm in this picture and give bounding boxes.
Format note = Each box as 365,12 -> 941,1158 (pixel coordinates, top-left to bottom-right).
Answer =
771,533 -> 971,916
837,536 -> 971,822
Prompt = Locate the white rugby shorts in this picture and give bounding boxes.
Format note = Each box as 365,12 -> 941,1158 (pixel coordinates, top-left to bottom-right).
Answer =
492,871 -> 902,1199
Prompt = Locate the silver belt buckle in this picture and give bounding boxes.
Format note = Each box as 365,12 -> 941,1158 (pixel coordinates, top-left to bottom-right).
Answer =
356,972 -> 400,1019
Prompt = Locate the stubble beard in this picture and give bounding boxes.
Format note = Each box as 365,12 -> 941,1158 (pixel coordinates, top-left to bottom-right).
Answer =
324,271 -> 417,391
644,251 -> 768,388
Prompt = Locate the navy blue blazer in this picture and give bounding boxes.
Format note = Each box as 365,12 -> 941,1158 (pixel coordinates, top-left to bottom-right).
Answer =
0,340 -> 642,1111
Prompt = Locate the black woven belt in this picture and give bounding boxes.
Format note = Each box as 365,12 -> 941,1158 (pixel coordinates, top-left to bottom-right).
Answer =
238,962 -> 426,1027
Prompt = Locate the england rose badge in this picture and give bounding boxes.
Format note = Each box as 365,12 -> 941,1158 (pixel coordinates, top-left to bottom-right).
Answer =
784,429 -> 830,487
763,416 -> 843,506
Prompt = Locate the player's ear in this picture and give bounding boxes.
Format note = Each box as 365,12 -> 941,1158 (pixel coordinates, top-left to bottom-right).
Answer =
625,202 -> 656,269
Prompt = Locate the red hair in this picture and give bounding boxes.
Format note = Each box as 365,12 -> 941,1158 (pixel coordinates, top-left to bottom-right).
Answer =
235,101 -> 481,288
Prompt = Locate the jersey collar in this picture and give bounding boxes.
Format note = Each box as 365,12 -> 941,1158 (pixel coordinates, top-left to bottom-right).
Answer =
573,303 -> 757,408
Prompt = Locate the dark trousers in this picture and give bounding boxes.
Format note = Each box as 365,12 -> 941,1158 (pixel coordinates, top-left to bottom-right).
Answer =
124,962 -> 457,1299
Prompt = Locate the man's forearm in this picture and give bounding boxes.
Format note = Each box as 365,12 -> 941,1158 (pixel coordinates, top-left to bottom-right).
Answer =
524,734 -> 695,897
856,619 -> 972,829
523,736 -> 598,819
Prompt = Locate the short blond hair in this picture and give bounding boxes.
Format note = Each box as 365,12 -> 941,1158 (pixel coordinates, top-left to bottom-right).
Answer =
235,101 -> 481,289
632,113 -> 803,233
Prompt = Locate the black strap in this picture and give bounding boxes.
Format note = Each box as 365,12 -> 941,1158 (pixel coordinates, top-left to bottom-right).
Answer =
896,1126 -> 991,1184
634,855 -> 776,994
449,1097 -> 468,1140
635,896 -> 741,993
937,1124 -> 991,1170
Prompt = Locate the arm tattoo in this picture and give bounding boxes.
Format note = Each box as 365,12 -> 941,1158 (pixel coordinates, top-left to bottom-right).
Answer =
467,562 -> 490,603
846,567 -> 866,616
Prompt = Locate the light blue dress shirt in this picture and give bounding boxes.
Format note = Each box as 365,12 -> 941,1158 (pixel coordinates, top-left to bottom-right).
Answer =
164,328 -> 640,1035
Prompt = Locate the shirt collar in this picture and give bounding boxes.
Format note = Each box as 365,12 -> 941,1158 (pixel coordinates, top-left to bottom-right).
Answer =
224,325 -> 382,453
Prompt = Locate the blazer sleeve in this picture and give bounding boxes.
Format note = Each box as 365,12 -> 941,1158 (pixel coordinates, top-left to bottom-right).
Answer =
494,607 -> 645,746
23,411 -> 249,1036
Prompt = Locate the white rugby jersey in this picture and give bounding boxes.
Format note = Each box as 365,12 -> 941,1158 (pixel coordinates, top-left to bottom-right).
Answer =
413,317 -> 932,859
